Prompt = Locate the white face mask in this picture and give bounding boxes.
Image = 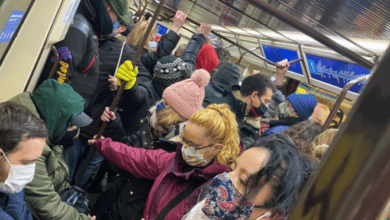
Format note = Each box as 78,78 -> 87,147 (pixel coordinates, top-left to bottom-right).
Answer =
149,41 -> 157,50
0,151 -> 36,194
181,143 -> 212,167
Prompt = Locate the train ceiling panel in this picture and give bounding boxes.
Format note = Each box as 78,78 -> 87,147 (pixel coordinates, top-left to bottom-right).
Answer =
159,0 -> 390,56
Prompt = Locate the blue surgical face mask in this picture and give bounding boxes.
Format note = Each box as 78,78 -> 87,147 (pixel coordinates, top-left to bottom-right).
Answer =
149,41 -> 157,50
156,101 -> 165,114
113,20 -> 120,31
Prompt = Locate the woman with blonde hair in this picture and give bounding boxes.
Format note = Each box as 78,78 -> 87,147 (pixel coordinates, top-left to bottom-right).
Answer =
89,103 -> 243,220
126,11 -> 187,77
311,128 -> 338,160
127,20 -> 157,52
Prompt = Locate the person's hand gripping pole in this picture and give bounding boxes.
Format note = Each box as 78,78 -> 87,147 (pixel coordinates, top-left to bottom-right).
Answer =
116,60 -> 139,90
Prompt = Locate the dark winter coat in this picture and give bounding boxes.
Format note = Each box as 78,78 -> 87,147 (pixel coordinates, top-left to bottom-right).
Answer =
121,33 -> 205,136
39,2 -> 100,109
181,34 -> 206,75
133,30 -> 181,83
204,81 -> 226,100
80,36 -> 148,139
203,85 -> 247,126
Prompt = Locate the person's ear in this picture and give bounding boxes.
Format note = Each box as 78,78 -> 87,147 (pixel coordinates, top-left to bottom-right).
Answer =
212,143 -> 223,156
251,91 -> 258,99
163,100 -> 171,109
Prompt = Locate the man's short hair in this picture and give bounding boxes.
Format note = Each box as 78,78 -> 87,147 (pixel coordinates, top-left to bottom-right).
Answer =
0,102 -> 48,154
240,73 -> 276,97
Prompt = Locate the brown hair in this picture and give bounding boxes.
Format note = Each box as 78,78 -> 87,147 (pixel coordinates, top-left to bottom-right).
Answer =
126,20 -> 156,52
0,102 -> 48,155
282,120 -> 322,156
156,107 -> 186,131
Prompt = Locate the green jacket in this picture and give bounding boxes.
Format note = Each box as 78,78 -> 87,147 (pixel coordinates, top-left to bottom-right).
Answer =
8,89 -> 89,219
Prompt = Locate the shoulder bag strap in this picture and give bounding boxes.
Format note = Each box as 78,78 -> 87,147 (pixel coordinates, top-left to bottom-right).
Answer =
114,41 -> 126,77
155,179 -> 204,220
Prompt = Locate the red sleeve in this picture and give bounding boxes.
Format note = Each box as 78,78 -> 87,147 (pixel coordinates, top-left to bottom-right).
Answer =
94,138 -> 175,179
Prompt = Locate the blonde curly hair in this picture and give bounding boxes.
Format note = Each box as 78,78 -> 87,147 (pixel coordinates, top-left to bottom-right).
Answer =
189,103 -> 240,165
126,20 -> 156,52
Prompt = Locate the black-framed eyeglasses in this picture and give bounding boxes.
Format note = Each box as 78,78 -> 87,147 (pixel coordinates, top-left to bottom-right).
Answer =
180,136 -> 214,150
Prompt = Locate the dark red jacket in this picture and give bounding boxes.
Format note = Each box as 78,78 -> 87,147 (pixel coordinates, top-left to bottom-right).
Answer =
94,138 -> 235,220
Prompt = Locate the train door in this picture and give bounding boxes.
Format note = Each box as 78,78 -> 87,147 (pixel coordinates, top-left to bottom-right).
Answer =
0,0 -> 79,102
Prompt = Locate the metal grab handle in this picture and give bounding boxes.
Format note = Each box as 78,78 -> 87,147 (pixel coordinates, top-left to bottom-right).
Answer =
152,0 -> 278,67
246,0 -> 375,70
74,0 -> 167,186
288,58 -> 303,65
321,74 -> 371,132
47,46 -> 59,80
237,46 -> 261,65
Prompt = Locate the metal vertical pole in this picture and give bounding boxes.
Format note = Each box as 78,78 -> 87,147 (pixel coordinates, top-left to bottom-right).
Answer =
75,0 -> 167,186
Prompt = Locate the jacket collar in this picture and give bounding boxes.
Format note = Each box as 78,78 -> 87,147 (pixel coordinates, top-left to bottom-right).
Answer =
165,143 -> 230,181
224,85 -> 247,123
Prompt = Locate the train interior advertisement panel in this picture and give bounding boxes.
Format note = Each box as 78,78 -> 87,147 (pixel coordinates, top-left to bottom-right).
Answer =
306,53 -> 371,94
262,45 -> 304,75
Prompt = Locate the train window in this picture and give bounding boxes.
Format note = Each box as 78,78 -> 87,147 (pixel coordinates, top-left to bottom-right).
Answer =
0,0 -> 33,66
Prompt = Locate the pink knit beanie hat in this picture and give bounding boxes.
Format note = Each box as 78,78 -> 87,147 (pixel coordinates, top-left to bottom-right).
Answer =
162,69 -> 210,119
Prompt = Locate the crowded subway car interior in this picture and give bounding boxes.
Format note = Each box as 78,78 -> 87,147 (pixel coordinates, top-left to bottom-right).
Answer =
0,0 -> 390,219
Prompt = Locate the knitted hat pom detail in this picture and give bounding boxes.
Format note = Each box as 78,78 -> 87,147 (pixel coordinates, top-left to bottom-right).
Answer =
191,69 -> 210,88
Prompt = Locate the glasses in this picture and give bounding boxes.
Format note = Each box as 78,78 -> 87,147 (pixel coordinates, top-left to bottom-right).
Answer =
180,136 -> 214,150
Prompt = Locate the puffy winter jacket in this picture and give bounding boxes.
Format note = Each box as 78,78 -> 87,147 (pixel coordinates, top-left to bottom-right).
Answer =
181,34 -> 206,75
132,30 -> 180,83
8,92 -> 89,220
39,1 -> 100,109
204,81 -> 226,100
8,78 -> 91,220
80,36 -> 147,139
203,85 -> 247,126
92,99 -> 187,219
94,138 -> 231,220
